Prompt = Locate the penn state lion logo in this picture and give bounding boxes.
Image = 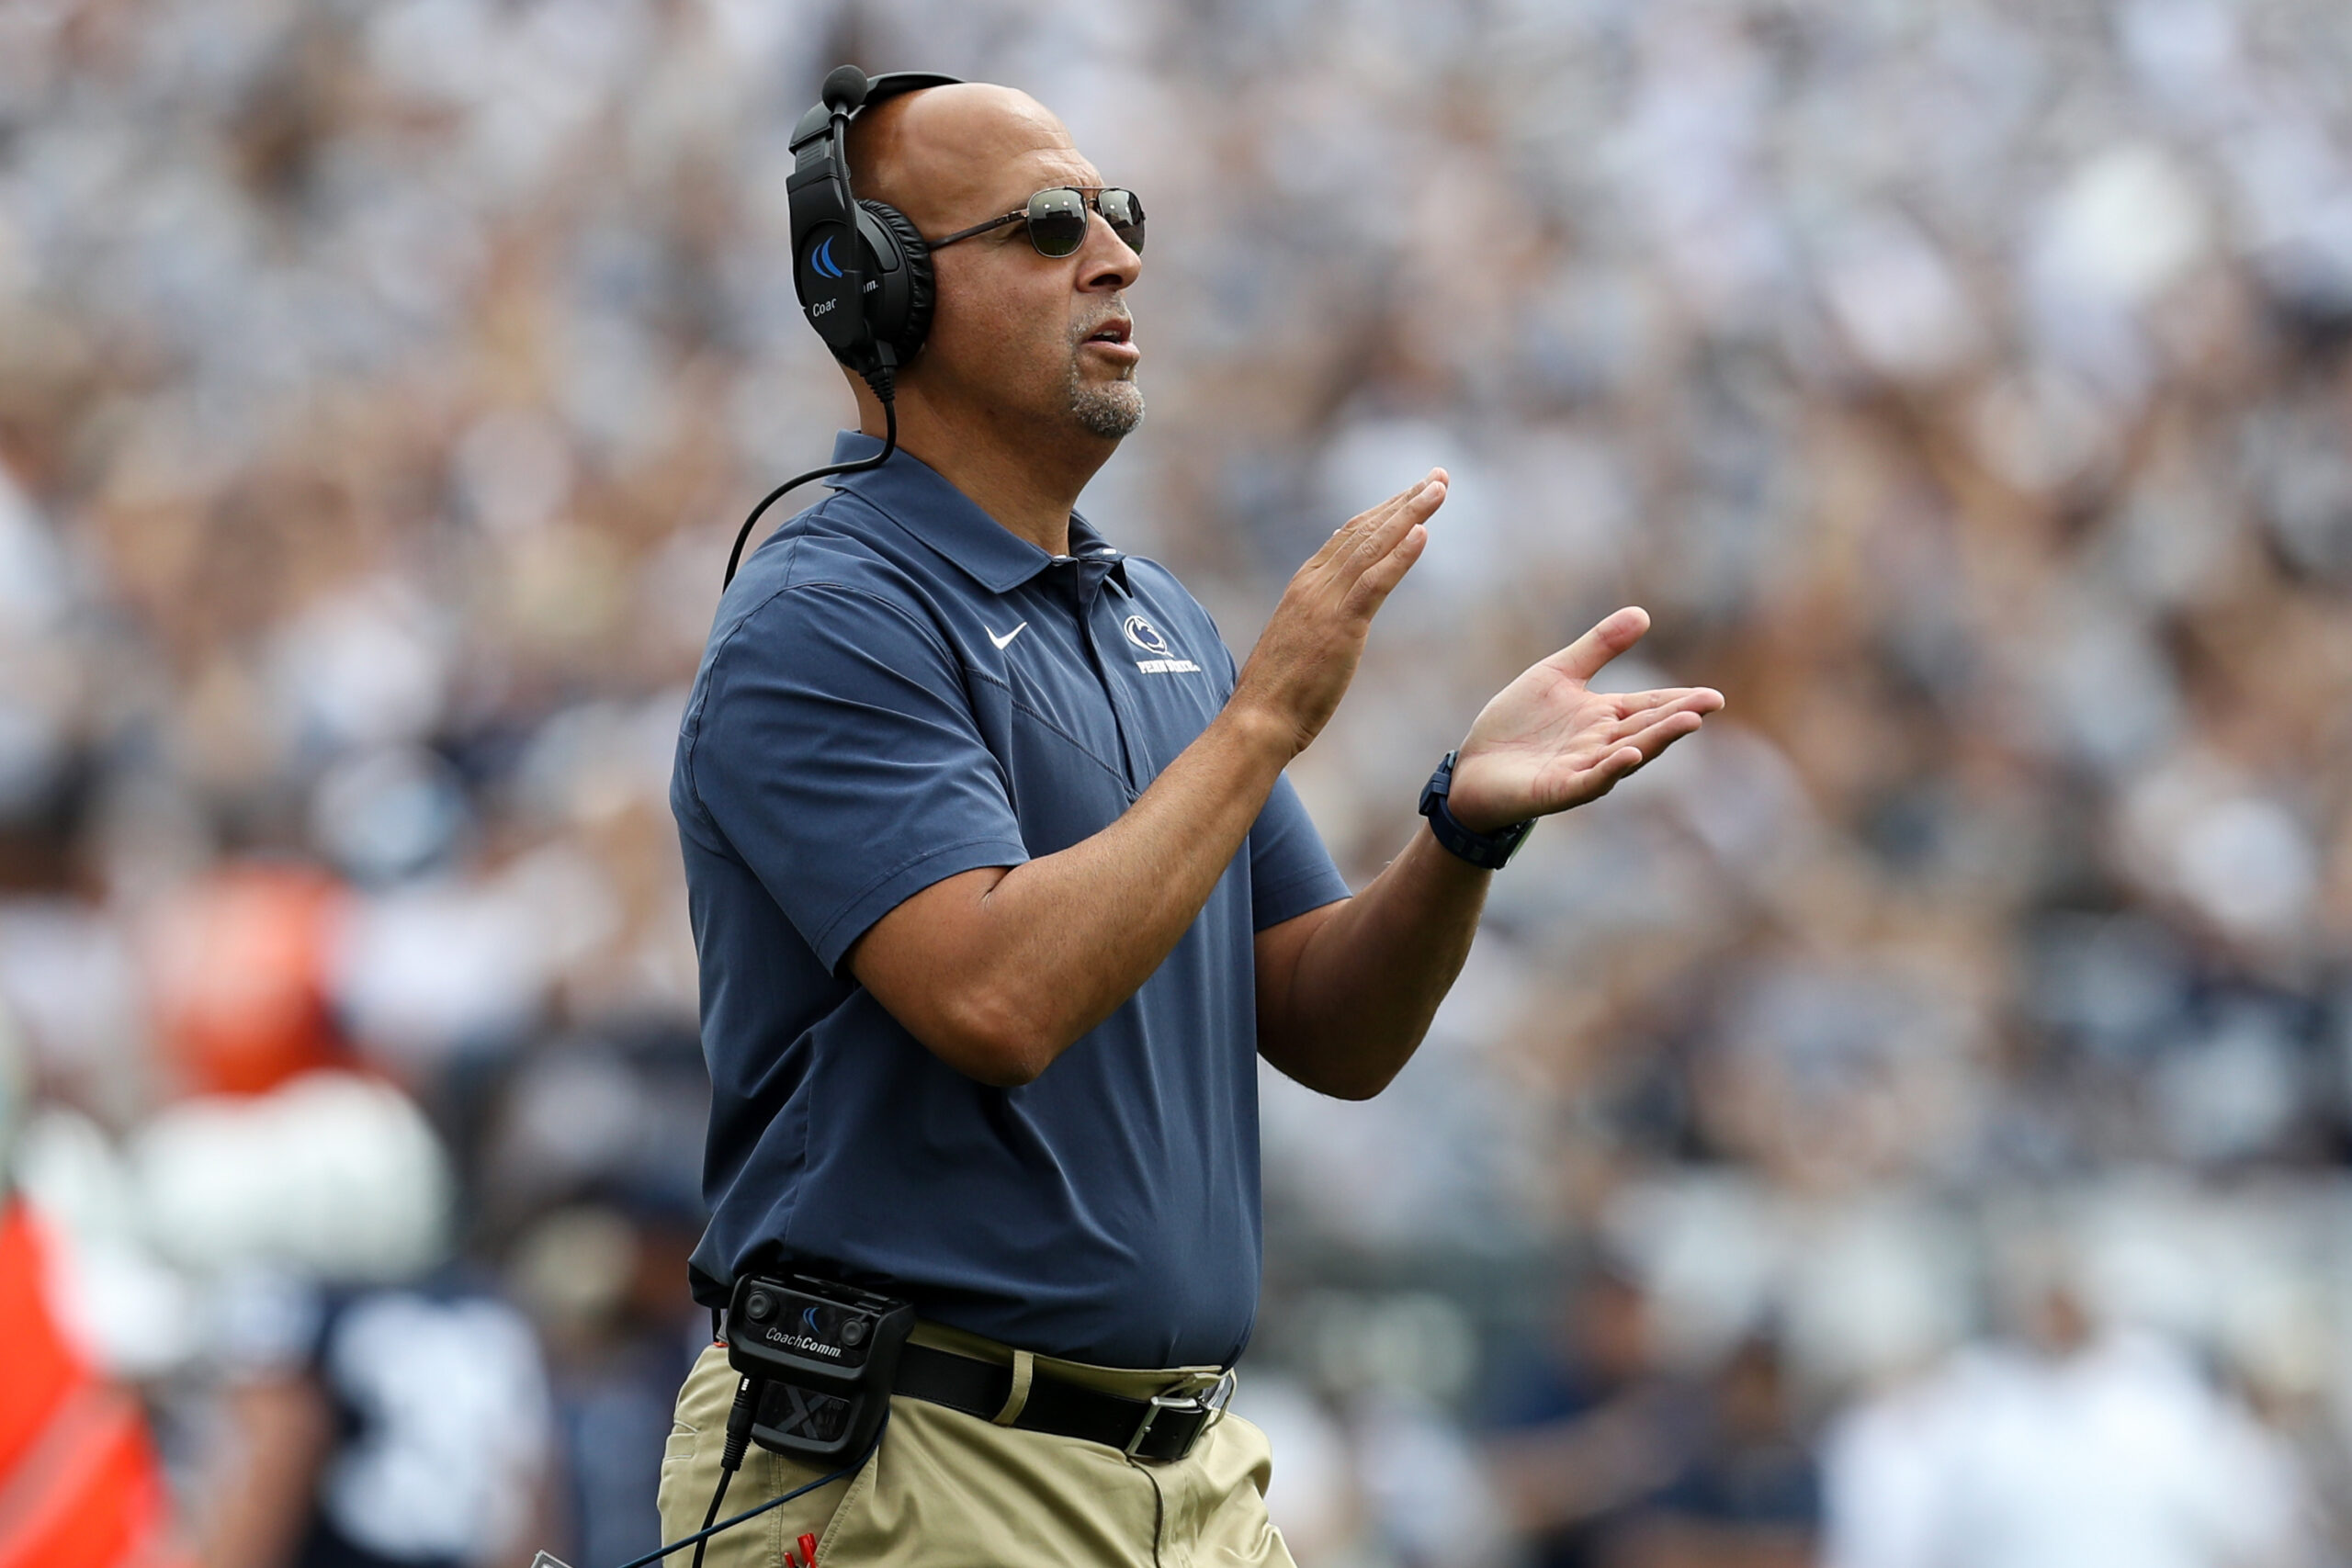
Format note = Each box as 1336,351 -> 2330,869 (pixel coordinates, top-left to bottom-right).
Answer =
1124,614 -> 1201,675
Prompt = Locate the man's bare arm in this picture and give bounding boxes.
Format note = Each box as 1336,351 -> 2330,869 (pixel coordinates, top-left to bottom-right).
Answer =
846,474 -> 1448,1086
1257,607 -> 1724,1099
1252,829 -> 1484,1100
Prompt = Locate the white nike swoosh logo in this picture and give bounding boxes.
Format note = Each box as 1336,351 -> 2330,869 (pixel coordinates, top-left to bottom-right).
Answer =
986,622 -> 1028,650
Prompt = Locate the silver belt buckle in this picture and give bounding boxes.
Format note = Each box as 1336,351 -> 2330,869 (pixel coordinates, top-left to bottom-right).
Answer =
1123,1368 -> 1237,1461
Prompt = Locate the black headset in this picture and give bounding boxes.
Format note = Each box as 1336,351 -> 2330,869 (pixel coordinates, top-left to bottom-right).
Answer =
725,64 -> 967,588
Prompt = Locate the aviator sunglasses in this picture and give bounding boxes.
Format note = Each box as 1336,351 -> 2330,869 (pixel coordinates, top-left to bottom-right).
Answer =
925,186 -> 1146,259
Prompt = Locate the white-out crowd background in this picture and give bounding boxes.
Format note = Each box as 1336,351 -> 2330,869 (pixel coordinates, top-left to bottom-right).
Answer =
6,0 -> 2352,1562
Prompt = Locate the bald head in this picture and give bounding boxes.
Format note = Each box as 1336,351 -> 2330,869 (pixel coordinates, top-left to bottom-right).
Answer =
823,76 -> 1143,516
846,84 -> 1091,238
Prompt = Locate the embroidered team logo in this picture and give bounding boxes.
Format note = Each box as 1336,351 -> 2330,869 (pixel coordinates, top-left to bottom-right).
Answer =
1124,615 -> 1201,674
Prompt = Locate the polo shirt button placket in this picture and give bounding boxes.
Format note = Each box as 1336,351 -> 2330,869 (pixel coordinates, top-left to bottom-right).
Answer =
1054,555 -> 1151,794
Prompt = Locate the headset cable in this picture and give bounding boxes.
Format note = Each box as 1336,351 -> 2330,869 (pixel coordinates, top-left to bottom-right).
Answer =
724,370 -> 898,589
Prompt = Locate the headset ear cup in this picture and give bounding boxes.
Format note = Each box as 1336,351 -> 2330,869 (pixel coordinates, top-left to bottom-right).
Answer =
858,199 -> 934,363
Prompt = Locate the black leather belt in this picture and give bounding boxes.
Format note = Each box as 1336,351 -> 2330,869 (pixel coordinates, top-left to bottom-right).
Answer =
891,1342 -> 1235,1463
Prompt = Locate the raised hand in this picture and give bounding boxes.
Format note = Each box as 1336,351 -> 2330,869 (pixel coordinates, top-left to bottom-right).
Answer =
1443,606 -> 1723,832
1231,469 -> 1448,756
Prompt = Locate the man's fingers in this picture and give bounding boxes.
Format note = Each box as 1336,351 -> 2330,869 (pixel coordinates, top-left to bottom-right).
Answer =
1349,522 -> 1430,612
1346,479 -> 1448,603
1613,706 -> 1707,761
1329,470 -> 1445,570
1570,743 -> 1648,804
1556,711 -> 1706,807
1336,474 -> 1446,580
1608,687 -> 1724,736
1313,469 -> 1446,569
1611,686 -> 1725,720
1305,480 -> 1412,569
1547,606 -> 1650,683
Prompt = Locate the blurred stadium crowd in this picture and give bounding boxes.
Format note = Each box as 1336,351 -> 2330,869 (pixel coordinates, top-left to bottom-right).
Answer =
6,0 -> 2352,1562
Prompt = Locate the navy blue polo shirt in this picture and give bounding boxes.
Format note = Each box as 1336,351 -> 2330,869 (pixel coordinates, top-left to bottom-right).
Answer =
671,433 -> 1351,1370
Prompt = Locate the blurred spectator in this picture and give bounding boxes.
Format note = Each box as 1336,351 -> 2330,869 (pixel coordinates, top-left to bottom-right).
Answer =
153,1072 -> 553,1568
1824,1274 -> 2319,1568
146,863 -> 350,1100
1485,1266 -> 1818,1568
1485,1264 -> 1687,1566
1623,1334 -> 1820,1568
510,1192 -> 705,1568
195,1267 -> 552,1568
491,1025 -> 710,1565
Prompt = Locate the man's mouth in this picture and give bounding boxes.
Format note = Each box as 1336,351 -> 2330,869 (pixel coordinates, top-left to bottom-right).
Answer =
1083,318 -> 1135,348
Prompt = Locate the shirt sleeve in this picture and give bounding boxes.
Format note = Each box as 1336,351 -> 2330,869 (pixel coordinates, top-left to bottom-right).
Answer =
1248,773 -> 1351,930
682,582 -> 1033,973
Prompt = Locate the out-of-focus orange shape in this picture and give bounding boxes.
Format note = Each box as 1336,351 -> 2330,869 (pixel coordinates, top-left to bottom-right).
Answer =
0,1198 -> 189,1568
148,863 -> 349,1098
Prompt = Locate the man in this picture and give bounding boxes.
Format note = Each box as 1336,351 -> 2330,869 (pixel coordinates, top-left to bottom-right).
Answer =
663,79 -> 1723,1566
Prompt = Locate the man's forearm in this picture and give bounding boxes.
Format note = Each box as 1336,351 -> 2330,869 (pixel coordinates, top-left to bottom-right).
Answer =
1253,605 -> 1724,1100
848,475 -> 1446,1087
849,703 -> 1295,1084
1258,824 -> 1488,1099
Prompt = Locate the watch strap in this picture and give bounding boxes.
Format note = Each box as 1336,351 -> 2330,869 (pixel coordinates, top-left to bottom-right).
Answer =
1418,750 -> 1533,870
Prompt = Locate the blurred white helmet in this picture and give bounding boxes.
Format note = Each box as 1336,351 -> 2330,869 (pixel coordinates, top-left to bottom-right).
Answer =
131,1070 -> 452,1283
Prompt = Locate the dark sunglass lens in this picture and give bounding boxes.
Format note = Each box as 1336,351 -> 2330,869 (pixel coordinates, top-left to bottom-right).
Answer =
1026,189 -> 1089,257
1100,188 -> 1145,253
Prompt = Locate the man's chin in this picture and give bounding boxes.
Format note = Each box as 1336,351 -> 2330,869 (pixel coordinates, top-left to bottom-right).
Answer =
1071,381 -> 1145,441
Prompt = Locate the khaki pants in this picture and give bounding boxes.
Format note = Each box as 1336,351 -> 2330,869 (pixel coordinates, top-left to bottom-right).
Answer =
657,1327 -> 1296,1567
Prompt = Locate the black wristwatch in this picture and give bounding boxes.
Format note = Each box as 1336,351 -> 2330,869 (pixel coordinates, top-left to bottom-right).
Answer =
1418,750 -> 1534,870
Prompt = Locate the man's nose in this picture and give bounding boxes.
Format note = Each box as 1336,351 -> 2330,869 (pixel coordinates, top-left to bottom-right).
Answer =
1080,214 -> 1140,292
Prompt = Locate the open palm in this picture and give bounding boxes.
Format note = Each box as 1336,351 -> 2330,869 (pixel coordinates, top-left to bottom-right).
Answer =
1444,606 -> 1724,832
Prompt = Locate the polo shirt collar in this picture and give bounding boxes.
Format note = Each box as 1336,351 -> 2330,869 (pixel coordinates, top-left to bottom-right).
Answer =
825,432 -> 1125,593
